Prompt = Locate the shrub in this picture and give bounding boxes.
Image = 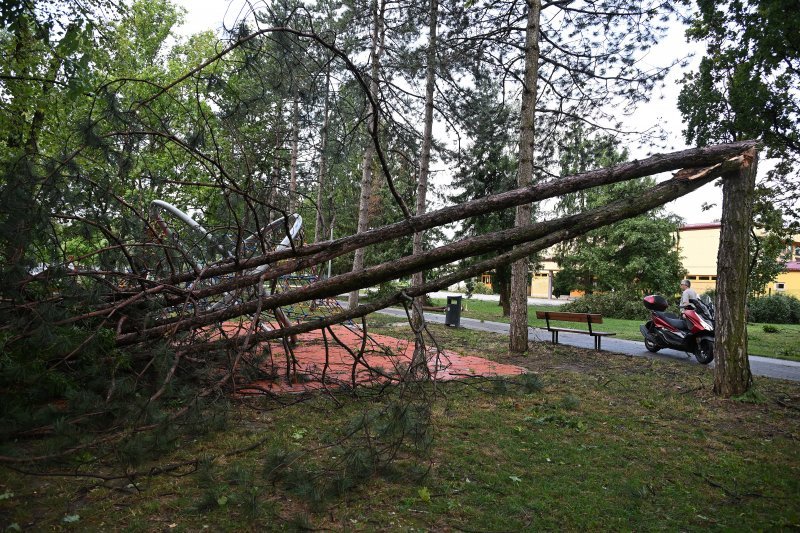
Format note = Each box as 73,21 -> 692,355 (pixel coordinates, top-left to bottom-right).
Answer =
364,281 -> 409,302
472,282 -> 493,295
560,291 -> 651,320
748,294 -> 800,324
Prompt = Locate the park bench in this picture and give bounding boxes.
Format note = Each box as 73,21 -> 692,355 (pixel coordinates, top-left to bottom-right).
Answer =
535,311 -> 616,351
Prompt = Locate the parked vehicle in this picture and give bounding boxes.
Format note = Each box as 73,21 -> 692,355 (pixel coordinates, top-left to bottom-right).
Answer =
639,294 -> 715,364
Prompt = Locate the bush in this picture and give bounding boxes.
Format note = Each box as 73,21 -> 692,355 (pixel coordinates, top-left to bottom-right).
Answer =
472,282 -> 493,295
364,281 -> 409,302
748,294 -> 800,324
560,291 -> 652,320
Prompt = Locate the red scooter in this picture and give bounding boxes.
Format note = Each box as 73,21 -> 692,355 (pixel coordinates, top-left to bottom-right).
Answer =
639,294 -> 715,364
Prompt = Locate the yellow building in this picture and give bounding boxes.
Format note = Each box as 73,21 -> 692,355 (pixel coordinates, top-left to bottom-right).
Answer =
676,223 -> 721,294
677,223 -> 800,298
522,223 -> 800,299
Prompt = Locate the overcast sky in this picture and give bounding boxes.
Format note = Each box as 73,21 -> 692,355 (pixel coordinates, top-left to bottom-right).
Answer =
169,0 -> 725,224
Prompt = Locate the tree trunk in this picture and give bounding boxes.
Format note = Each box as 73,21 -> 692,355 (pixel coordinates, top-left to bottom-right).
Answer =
713,148 -> 757,397
498,280 -> 511,317
314,69 -> 331,245
509,0 -> 542,353
349,0 -> 385,310
412,0 -> 438,330
268,100 -> 285,217
288,95 -> 300,214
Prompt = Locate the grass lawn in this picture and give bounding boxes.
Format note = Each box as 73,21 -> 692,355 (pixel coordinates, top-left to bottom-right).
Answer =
428,298 -> 800,362
2,319 -> 798,531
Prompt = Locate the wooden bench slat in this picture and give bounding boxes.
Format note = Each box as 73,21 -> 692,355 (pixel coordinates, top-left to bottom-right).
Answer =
535,311 -> 603,323
546,327 -> 615,336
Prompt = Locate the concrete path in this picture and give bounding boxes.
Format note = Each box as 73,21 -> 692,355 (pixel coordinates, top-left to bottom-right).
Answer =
426,291 -> 568,307
375,307 -> 800,382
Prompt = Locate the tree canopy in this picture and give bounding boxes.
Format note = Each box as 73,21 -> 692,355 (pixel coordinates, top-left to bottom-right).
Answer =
679,0 -> 800,217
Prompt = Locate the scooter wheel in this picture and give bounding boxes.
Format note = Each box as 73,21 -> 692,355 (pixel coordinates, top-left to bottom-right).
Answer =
694,338 -> 714,364
644,337 -> 661,353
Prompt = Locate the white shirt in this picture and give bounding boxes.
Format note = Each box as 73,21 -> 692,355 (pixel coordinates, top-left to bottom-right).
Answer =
680,287 -> 699,309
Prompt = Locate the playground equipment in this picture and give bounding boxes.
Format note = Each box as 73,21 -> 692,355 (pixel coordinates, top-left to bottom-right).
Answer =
147,200 -> 332,337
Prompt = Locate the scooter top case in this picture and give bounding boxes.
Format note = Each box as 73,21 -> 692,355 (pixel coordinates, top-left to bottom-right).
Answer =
643,294 -> 669,311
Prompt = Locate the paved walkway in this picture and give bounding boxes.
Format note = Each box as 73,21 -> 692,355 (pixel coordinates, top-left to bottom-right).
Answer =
426,291 -> 569,306
375,307 -> 800,382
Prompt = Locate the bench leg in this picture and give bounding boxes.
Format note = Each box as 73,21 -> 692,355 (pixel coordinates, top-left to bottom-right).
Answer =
553,330 -> 558,345
595,336 -> 601,351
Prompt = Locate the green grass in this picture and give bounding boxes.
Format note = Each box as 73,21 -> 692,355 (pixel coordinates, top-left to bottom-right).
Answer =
2,323 -> 798,531
427,298 -> 800,362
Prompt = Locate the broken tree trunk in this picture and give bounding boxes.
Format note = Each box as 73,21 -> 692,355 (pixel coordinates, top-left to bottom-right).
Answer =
713,147 -> 757,397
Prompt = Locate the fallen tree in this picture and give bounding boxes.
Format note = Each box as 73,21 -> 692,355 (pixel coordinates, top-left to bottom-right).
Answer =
21,140 -> 756,346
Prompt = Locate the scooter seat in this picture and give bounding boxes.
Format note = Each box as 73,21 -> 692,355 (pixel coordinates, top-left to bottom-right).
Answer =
653,311 -> 688,331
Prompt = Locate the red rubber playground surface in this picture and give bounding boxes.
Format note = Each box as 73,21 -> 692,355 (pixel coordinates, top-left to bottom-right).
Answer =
232,324 -> 527,394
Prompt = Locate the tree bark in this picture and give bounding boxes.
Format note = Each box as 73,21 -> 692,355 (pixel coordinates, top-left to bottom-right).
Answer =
288,95 -> 300,213
349,0 -> 385,310
510,0 -> 542,353
315,68 -> 331,244
86,141 -> 758,306
412,0 -> 438,330
713,148 -> 757,397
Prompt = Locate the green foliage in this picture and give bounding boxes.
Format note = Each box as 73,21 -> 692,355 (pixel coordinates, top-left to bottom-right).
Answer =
449,76 -> 519,313
748,293 -> 800,324
748,186 -> 798,296
553,127 -> 686,297
258,392 -> 435,513
679,0 -> 800,219
561,291 -> 651,321
471,282 -> 493,295
364,280 -> 410,302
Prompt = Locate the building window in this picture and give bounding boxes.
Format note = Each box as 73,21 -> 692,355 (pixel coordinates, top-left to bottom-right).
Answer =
481,274 -> 492,285
775,282 -> 786,292
687,275 -> 697,280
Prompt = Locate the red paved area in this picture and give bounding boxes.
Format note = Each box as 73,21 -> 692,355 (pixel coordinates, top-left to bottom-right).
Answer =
231,324 -> 527,394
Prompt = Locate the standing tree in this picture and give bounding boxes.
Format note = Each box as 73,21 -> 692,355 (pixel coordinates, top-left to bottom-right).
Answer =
678,0 -> 800,395
349,0 -> 386,310
441,0 -> 683,353
451,76 -> 518,316
715,148 -> 758,396
411,0 -> 438,330
509,0 -> 542,353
